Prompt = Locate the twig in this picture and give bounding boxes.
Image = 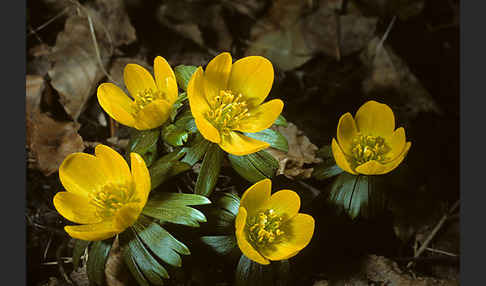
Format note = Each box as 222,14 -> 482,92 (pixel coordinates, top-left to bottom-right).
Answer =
56,241 -> 73,285
425,247 -> 458,257
407,200 -> 460,268
28,7 -> 71,37
376,16 -> 397,56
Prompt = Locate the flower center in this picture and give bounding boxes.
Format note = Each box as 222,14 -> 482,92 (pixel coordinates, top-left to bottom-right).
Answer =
89,183 -> 139,218
246,209 -> 285,248
205,90 -> 250,135
350,134 -> 390,167
132,88 -> 164,114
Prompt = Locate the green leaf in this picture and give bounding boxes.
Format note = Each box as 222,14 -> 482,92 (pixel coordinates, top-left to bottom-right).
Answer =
133,216 -> 190,267
201,235 -> 237,256
274,115 -> 288,127
181,133 -> 211,166
174,65 -> 197,91
313,145 -> 343,180
161,124 -> 189,147
174,110 -> 197,134
86,238 -> 113,286
244,129 -> 289,152
121,228 -> 168,285
328,173 -> 385,219
72,239 -> 90,270
235,255 -> 290,286
128,129 -> 160,167
170,92 -> 188,121
216,192 -> 240,217
149,151 -> 191,190
209,208 -> 237,232
123,248 -> 150,286
194,143 -> 224,196
228,150 -> 279,183
143,192 -> 210,227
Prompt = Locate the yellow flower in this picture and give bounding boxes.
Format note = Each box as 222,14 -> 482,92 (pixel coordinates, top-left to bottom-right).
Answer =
235,179 -> 315,265
187,52 -> 284,156
97,57 -> 178,130
332,100 -> 412,175
53,144 -> 151,241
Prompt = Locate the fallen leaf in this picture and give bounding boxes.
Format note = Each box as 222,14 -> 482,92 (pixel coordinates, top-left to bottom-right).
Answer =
266,123 -> 322,179
47,0 -> 136,120
105,237 -> 136,286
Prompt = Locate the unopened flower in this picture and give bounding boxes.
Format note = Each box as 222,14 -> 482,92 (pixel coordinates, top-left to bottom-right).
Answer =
53,144 -> 150,241
97,57 -> 178,130
187,52 -> 283,156
235,179 -> 314,265
332,100 -> 412,175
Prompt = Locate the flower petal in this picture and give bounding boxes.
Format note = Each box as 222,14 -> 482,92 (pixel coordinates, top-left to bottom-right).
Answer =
336,112 -> 358,154
331,138 -> 358,175
228,56 -> 274,108
114,203 -> 142,231
53,192 -> 102,224
235,207 -> 270,265
355,142 -> 411,175
133,99 -> 171,130
240,179 -> 272,216
164,77 -> 179,105
130,152 -> 151,204
235,99 -> 284,133
355,100 -> 395,137
219,132 -> 270,156
154,56 -> 178,104
204,52 -> 232,101
97,83 -> 136,128
195,116 -> 221,143
265,190 -> 300,221
59,153 -> 107,197
95,144 -> 132,185
64,219 -> 119,241
260,214 -> 315,261
188,67 -> 211,117
124,63 -> 157,99
384,127 -> 406,161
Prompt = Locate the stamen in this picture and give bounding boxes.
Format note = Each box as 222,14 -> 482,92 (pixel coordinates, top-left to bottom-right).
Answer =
132,88 -> 164,114
350,134 -> 390,167
205,90 -> 249,135
246,209 -> 285,248
89,183 -> 139,218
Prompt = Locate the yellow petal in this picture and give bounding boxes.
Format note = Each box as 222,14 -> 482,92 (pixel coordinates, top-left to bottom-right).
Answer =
154,56 -> 178,104
235,99 -> 284,133
95,144 -> 132,185
228,56 -> 274,108
219,132 -> 270,156
204,52 -> 232,101
187,67 -> 211,117
59,153 -> 107,197
133,99 -> 171,130
114,203 -> 142,231
355,100 -> 395,137
130,152 -> 151,204
64,219 -> 119,241
385,127 -> 406,161
97,83 -> 136,128
260,214 -> 315,261
124,63 -> 157,100
240,179 -> 272,216
53,192 -> 102,224
331,138 -> 358,175
336,112 -> 358,154
195,116 -> 221,143
265,190 -> 300,221
355,142 -> 411,175
164,77 -> 179,104
235,207 -> 270,265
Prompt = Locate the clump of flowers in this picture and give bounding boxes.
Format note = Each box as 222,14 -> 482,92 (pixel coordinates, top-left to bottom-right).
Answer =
53,144 -> 150,241
235,179 -> 315,265
97,56 -> 178,130
332,100 -> 412,175
187,52 -> 284,155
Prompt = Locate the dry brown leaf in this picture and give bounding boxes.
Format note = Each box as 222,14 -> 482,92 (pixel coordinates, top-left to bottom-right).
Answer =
47,0 -> 136,121
26,75 -> 45,120
360,37 -> 442,119
266,123 -> 322,179
105,237 -> 136,286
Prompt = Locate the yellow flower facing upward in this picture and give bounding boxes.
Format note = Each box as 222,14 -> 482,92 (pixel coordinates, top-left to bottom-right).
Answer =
235,179 -> 315,265
332,100 -> 412,175
53,144 -> 151,241
97,57 -> 178,130
187,52 -> 284,156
